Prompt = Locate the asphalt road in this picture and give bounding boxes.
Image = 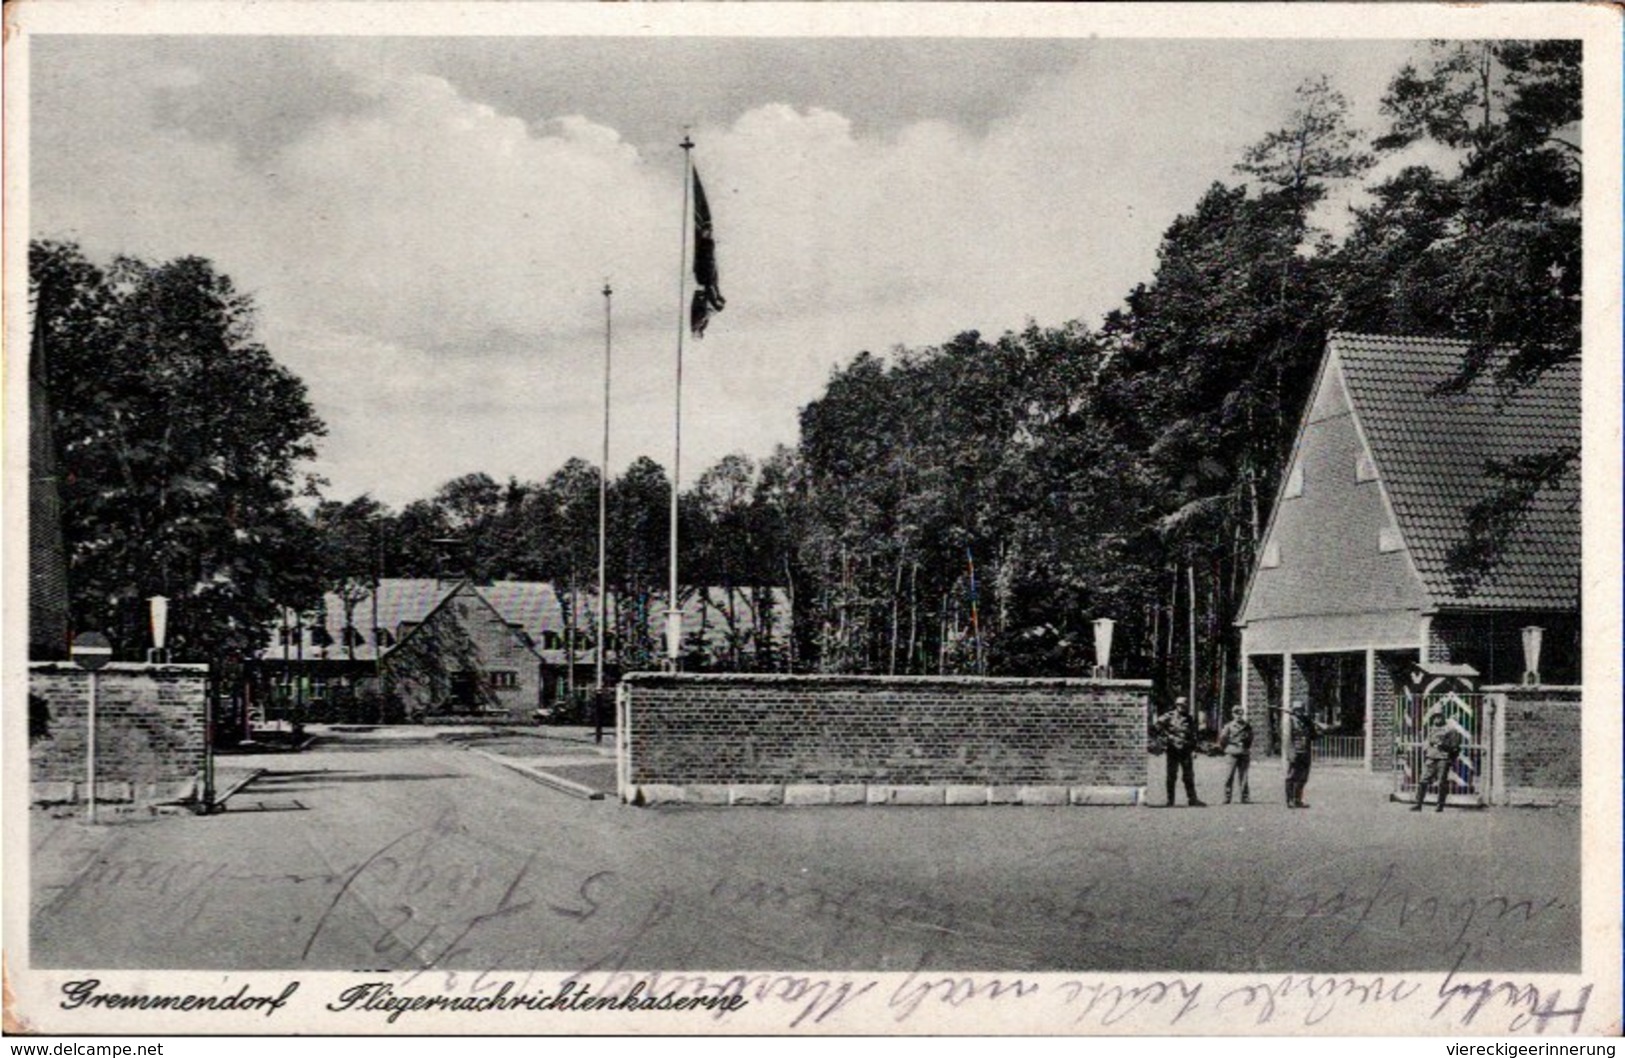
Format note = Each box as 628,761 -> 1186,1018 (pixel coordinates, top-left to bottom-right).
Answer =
28,727 -> 1579,975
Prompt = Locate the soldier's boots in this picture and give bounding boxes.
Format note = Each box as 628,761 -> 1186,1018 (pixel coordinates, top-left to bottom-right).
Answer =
1411,781 -> 1450,812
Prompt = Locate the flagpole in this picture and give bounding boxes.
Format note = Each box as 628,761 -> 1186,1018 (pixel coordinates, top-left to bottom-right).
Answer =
669,134 -> 694,671
597,280 -> 611,697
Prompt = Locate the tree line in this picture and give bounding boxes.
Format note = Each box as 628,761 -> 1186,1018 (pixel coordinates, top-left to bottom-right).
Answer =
31,42 -> 1579,712
309,454 -> 794,676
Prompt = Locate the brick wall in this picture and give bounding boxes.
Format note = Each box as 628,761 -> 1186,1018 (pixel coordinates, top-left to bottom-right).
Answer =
619,674 -> 1151,806
1489,685 -> 1581,806
1429,612 -> 1580,686
29,662 -> 208,806
1369,651 -> 1411,773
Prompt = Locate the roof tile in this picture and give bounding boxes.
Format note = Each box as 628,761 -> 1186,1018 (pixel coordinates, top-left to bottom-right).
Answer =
1330,332 -> 1580,610
257,579 -> 788,663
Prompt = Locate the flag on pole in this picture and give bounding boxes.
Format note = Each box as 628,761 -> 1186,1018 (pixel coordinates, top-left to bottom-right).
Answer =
689,166 -> 726,337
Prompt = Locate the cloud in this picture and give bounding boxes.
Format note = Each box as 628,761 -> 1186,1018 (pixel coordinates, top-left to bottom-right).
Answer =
260,67 -> 662,349
29,37 -> 1423,506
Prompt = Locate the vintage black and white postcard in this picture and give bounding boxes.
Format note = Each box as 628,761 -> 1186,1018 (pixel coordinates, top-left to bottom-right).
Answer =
4,1 -> 1620,1038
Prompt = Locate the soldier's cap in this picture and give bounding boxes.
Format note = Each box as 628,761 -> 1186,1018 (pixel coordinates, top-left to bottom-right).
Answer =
1174,696 -> 1188,706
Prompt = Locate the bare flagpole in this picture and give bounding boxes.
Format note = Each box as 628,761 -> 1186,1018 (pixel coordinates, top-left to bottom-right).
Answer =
668,134 -> 694,671
597,280 -> 611,696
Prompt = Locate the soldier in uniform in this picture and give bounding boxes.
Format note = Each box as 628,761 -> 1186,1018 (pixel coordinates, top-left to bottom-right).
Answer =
1282,705 -> 1332,808
1411,709 -> 1463,813
1153,696 -> 1205,807
1218,710 -> 1254,804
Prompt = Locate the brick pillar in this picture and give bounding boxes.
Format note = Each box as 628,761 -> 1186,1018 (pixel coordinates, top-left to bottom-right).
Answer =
1283,654 -> 1314,760
1244,656 -> 1268,717
1490,685 -> 1581,805
29,662 -> 209,806
1246,655 -> 1283,756
1363,649 -> 1376,771
1426,616 -> 1454,664
1369,650 -> 1413,783
1288,654 -> 1311,711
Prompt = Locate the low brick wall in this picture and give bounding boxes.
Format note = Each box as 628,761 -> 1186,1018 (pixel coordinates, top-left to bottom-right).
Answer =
28,662 -> 209,806
1489,684 -> 1581,806
617,673 -> 1151,806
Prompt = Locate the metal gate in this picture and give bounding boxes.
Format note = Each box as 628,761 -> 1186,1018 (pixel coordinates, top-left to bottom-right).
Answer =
1395,683 -> 1490,804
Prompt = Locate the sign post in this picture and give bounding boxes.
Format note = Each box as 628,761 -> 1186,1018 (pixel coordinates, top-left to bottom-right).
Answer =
71,632 -> 112,823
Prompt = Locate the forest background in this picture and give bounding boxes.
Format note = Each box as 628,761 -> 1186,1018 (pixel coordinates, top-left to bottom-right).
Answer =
29,42 -> 1580,720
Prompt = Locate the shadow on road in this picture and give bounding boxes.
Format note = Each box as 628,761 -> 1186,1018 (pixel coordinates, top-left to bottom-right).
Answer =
217,799 -> 310,813
244,770 -> 466,795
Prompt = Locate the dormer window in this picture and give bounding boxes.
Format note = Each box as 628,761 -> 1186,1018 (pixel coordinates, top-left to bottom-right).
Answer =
1261,542 -> 1281,568
1356,451 -> 1378,482
1284,463 -> 1304,498
1378,526 -> 1405,553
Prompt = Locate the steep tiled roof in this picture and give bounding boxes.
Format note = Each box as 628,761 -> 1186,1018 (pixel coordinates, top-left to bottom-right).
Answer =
257,579 -> 458,663
484,582 -> 791,664
1330,332 -> 1580,610
475,581 -> 611,665
255,579 -> 789,664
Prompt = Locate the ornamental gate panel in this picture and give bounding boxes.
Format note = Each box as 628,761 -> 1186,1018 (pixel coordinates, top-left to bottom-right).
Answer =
1394,665 -> 1491,805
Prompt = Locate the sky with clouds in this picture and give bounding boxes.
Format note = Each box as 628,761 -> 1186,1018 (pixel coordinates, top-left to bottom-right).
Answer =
29,29 -> 1430,507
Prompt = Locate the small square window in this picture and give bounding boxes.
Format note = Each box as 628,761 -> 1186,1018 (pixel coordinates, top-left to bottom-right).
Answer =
1379,526 -> 1404,553
1284,464 -> 1304,498
1261,542 -> 1281,569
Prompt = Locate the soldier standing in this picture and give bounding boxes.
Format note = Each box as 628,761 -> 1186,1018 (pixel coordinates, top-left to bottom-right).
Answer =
1411,710 -> 1463,813
1153,697 -> 1205,807
1283,705 -> 1332,809
1218,710 -> 1254,804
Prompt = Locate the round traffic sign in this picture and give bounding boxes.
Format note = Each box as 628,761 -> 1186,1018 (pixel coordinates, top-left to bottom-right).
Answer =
71,632 -> 113,671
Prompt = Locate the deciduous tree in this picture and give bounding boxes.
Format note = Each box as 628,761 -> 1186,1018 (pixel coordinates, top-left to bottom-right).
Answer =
31,239 -> 327,667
